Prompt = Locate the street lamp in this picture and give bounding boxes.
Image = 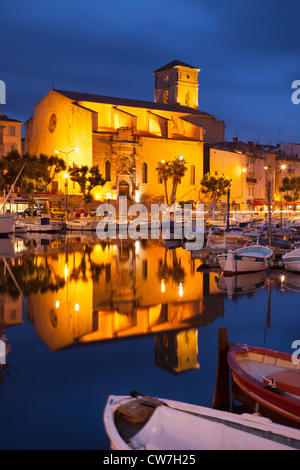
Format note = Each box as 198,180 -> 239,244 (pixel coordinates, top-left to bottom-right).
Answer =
55,148 -> 79,219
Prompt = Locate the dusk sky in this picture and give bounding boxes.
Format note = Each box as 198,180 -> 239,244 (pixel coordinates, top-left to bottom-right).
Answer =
1,0 -> 300,145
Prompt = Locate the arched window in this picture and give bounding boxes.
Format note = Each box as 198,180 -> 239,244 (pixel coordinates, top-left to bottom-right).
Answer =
190,165 -> 195,185
142,162 -> 148,184
164,90 -> 169,104
105,160 -> 111,181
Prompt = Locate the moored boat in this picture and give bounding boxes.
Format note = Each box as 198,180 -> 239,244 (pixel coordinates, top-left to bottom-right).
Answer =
228,342 -> 300,429
282,248 -> 300,273
104,393 -> 300,450
217,245 -> 274,274
0,213 -> 17,235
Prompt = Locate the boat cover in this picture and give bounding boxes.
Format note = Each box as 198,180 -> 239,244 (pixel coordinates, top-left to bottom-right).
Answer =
129,405 -> 295,450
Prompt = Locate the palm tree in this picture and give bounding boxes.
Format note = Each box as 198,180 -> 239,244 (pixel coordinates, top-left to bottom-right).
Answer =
156,160 -> 172,205
170,157 -> 187,205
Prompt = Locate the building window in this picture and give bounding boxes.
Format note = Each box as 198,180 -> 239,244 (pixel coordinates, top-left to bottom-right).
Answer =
164,90 -> 169,104
105,160 -> 111,181
142,162 -> 148,183
190,165 -> 195,185
9,126 -> 15,136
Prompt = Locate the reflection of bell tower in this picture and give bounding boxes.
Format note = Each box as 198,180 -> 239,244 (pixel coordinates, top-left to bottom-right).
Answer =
154,328 -> 200,373
153,60 -> 200,109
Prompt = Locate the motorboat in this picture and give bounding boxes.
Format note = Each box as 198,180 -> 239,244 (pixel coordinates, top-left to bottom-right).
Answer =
228,342 -> 300,429
0,213 -> 17,235
103,393 -> 300,450
282,248 -> 300,273
17,217 -> 63,233
217,245 -> 274,274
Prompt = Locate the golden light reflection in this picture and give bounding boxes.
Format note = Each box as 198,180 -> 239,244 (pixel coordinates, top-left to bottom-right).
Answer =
161,279 -> 166,293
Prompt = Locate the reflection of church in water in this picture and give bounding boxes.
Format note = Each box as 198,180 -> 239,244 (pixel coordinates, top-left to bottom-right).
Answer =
1,236 -> 225,374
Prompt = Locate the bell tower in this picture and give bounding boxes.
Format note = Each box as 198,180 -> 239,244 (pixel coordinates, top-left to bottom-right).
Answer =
153,60 -> 200,109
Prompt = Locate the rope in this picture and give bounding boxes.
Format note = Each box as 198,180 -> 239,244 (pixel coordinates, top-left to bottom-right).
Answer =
242,345 -> 277,388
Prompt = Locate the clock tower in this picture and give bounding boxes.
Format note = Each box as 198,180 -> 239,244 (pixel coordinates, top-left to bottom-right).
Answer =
153,60 -> 200,109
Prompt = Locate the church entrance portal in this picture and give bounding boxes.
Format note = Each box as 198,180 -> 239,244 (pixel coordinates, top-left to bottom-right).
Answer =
118,180 -> 130,197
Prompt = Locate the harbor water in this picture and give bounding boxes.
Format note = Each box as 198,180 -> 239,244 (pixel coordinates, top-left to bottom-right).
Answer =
0,234 -> 299,450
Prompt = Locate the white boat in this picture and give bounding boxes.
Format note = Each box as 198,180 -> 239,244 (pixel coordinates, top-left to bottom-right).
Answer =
282,248 -> 300,273
0,213 -> 17,235
17,217 -> 63,233
103,394 -> 300,450
217,245 -> 274,274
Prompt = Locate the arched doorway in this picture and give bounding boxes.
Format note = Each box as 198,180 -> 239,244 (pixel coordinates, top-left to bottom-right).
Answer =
119,180 -> 130,197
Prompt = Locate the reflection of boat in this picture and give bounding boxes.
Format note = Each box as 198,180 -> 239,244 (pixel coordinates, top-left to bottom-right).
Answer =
0,238 -> 15,258
217,245 -> 274,274
282,272 -> 300,292
0,213 -> 17,235
228,342 -> 300,429
104,394 -> 300,450
216,271 -> 268,297
282,248 -> 300,273
66,219 -> 98,231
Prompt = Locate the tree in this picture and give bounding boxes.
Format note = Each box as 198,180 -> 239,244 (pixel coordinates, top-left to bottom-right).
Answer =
279,176 -> 300,202
200,174 -> 232,202
68,164 -> 106,209
156,160 -> 172,205
20,176 -> 48,216
200,173 -> 232,217
170,157 -> 187,205
0,151 -> 66,192
155,157 -> 188,206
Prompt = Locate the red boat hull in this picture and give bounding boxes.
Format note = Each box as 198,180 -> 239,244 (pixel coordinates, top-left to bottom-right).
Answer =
228,343 -> 300,427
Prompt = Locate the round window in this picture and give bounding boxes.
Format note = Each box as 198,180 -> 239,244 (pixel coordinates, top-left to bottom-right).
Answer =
48,113 -> 57,132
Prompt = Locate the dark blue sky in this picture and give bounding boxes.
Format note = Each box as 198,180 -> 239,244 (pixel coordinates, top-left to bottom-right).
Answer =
1,0 -> 300,144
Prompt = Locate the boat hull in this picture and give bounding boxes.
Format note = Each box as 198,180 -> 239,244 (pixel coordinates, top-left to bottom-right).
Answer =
0,213 -> 17,235
104,394 -> 300,450
228,344 -> 300,428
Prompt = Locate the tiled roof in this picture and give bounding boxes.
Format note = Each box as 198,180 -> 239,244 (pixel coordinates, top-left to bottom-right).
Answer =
153,60 -> 199,73
54,89 -> 212,117
0,114 -> 22,123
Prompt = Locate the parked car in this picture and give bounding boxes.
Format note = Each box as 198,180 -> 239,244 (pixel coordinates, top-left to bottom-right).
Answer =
89,208 -> 97,217
75,209 -> 89,218
50,208 -> 67,219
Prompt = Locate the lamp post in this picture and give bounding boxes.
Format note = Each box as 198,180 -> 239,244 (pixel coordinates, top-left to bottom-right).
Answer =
55,148 -> 79,220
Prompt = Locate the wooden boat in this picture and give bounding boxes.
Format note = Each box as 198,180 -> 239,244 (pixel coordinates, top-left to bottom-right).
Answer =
228,342 -> 300,429
282,248 -> 300,273
103,393 -> 300,450
217,245 -> 274,274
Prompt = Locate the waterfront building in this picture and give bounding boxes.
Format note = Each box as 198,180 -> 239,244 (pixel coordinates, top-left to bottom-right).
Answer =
0,114 -> 22,158
25,61 -> 225,203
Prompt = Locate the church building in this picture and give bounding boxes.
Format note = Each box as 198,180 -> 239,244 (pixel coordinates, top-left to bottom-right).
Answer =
25,60 -> 225,203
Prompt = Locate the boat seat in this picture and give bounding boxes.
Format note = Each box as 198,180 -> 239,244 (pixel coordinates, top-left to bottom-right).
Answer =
264,370 -> 300,396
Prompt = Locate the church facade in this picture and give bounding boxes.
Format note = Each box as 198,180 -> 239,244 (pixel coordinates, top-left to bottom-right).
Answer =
25,60 -> 225,203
